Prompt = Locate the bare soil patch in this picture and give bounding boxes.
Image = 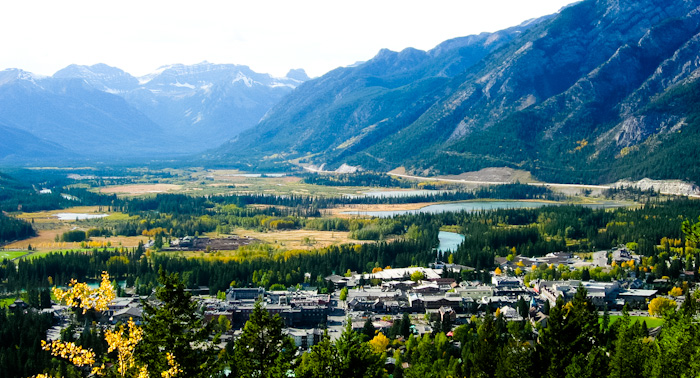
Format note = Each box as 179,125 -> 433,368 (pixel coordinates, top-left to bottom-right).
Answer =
233,229 -> 375,250
100,184 -> 182,195
438,167 -> 536,183
164,236 -> 257,251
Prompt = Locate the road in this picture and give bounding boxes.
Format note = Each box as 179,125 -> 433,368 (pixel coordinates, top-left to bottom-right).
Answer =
386,172 -> 700,197
387,172 -> 611,190
326,293 -> 347,340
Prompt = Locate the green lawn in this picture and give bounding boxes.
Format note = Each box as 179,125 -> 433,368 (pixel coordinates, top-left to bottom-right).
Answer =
0,251 -> 28,260
601,315 -> 665,328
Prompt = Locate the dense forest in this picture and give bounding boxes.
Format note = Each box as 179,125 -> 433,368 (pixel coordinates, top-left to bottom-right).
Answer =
3,198 -> 700,295
0,213 -> 34,244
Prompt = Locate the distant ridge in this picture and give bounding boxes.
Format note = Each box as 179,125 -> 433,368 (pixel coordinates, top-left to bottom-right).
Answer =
0,62 -> 308,161
207,0 -> 700,185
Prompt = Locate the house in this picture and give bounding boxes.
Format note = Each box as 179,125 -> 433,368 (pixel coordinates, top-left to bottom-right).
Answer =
612,247 -> 637,265
286,328 -> 323,349
412,282 -> 440,294
498,306 -> 522,321
227,287 -> 264,300
111,306 -> 143,324
426,306 -> 457,322
617,289 -> 658,309
357,267 -> 442,281
325,274 -> 350,289
408,293 -> 464,312
491,276 -> 522,288
453,285 -> 494,300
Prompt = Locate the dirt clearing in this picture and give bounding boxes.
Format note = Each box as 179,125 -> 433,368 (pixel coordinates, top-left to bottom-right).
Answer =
100,184 -> 182,195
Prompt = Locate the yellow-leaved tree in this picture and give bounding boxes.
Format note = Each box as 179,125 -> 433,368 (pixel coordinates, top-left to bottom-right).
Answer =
648,297 -> 677,317
368,332 -> 390,354
29,272 -> 181,378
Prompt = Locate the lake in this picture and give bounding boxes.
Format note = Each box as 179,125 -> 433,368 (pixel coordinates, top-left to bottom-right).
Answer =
341,200 -> 553,217
55,213 -> 109,220
362,189 -> 452,198
219,173 -> 286,178
341,200 -> 626,217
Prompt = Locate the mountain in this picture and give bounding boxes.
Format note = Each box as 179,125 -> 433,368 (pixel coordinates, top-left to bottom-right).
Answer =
55,62 -> 306,151
206,19 -> 545,169
0,62 -> 307,162
209,0 -> 700,184
0,69 -> 167,158
52,63 -> 140,92
0,121 -> 72,163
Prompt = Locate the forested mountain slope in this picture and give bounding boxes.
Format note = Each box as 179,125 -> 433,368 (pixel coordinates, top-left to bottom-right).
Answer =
210,0 -> 700,184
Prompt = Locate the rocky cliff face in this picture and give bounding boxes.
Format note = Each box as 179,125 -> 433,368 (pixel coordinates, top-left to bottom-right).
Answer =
207,17 -> 548,169
211,0 -> 700,184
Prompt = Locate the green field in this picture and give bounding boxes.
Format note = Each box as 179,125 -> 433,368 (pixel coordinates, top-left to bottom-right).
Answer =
601,315 -> 665,328
0,251 -> 28,260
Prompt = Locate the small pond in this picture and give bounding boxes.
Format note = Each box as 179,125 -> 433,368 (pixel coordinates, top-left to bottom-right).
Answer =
437,231 -> 465,253
55,213 -> 109,220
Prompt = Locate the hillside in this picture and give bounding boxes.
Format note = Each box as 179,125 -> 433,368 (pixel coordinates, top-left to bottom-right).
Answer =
0,70 -> 166,158
54,62 -> 307,152
0,63 -> 307,161
208,0 -> 700,184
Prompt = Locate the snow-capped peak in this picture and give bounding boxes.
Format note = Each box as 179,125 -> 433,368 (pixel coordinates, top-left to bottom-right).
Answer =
0,68 -> 45,86
232,72 -> 255,88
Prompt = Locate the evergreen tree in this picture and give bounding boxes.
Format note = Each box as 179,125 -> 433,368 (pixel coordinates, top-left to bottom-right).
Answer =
232,299 -> 296,378
295,324 -> 385,378
334,322 -> 385,378
535,286 -> 604,378
608,310 -> 652,378
135,269 -> 222,378
362,317 -> 376,341
400,312 -> 412,339
295,332 -> 340,378
39,289 -> 52,309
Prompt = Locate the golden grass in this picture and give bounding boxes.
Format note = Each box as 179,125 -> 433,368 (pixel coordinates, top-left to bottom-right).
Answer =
4,206 -> 137,251
4,224 -> 147,252
5,229 -> 71,250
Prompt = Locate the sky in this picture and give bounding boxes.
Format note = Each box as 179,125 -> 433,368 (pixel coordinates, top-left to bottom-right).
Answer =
0,0 -> 579,79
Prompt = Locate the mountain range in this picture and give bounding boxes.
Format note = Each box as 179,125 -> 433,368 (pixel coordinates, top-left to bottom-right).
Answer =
0,62 -> 307,161
3,0 -> 700,185
207,0 -> 700,184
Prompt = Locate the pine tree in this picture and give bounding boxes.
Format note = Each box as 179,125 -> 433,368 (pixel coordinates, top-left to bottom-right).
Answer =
535,286 -> 604,378
362,317 -> 376,341
295,332 -> 340,378
232,299 -> 296,378
135,269 -> 222,378
334,322 -> 385,378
